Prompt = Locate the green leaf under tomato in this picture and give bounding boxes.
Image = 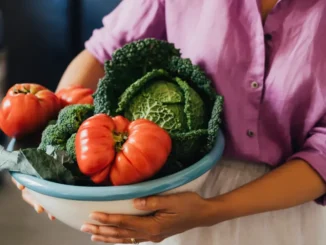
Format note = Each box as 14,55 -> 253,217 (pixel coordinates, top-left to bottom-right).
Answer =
45,145 -> 94,186
0,145 -> 75,185
0,146 -> 39,176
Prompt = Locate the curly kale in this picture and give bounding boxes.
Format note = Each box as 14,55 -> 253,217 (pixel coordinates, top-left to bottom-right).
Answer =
93,38 -> 223,169
166,56 -> 224,155
93,38 -> 181,115
207,95 -> 224,151
38,104 -> 94,158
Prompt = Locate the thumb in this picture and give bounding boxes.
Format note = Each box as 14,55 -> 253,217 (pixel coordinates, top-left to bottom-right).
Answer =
133,195 -> 172,211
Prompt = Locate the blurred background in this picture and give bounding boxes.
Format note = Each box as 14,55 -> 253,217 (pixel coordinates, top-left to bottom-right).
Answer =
0,1 -> 120,244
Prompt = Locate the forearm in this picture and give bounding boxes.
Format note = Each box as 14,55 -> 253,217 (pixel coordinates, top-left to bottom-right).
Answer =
207,159 -> 326,223
56,49 -> 105,92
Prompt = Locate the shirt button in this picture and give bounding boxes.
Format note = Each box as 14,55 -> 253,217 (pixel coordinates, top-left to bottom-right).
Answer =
247,130 -> 255,137
251,81 -> 259,89
265,34 -> 272,41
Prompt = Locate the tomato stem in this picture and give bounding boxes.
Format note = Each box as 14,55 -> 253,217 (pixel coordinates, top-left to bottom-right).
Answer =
13,87 -> 30,94
113,132 -> 128,152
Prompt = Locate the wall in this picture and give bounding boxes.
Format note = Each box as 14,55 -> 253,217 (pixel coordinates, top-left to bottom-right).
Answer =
0,0 -> 120,90
0,0 -> 120,144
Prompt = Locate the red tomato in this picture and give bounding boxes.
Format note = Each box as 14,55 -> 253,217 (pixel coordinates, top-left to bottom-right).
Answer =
0,83 -> 61,138
75,114 -> 172,185
56,85 -> 94,107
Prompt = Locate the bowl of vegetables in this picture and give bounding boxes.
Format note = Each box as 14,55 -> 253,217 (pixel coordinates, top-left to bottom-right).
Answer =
0,38 -> 225,230
7,131 -> 224,230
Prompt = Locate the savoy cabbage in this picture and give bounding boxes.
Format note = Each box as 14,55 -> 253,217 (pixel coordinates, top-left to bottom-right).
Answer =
93,38 -> 224,170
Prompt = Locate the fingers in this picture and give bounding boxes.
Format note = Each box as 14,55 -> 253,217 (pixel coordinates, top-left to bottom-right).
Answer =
91,235 -> 147,244
22,191 -> 56,219
81,223 -> 167,243
48,213 -> 56,221
81,224 -> 142,238
81,224 -> 166,243
133,195 -> 174,211
11,177 -> 25,190
22,190 -> 44,213
12,178 -> 56,220
89,213 -> 156,233
13,177 -> 44,213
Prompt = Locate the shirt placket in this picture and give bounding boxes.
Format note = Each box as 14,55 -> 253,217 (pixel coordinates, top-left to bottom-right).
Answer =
245,66 -> 263,157
244,0 -> 284,158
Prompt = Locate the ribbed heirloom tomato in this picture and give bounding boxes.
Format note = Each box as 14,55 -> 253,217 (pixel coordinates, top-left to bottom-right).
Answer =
56,85 -> 94,107
0,83 -> 61,138
75,114 -> 172,185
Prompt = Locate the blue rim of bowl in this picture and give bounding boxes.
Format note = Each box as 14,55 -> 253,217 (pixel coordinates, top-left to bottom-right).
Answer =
9,131 -> 225,201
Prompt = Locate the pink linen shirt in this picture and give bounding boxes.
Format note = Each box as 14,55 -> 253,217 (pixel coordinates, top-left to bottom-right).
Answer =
85,0 -> 326,204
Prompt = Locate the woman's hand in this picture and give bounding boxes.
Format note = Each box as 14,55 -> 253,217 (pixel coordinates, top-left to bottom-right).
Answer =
80,192 -> 224,244
11,177 -> 55,220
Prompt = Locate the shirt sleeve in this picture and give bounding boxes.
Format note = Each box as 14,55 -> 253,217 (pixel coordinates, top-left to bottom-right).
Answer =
288,114 -> 326,205
85,0 -> 166,64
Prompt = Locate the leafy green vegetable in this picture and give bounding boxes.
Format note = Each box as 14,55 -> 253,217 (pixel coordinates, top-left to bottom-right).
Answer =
93,38 -> 223,164
15,38 -> 223,185
35,105 -> 95,185
38,104 -> 94,153
0,145 -> 75,184
66,133 -> 76,162
118,69 -> 205,133
47,120 -> 57,126
38,124 -> 67,151
45,145 -> 92,185
93,38 -> 181,115
57,104 -> 94,135
151,155 -> 185,179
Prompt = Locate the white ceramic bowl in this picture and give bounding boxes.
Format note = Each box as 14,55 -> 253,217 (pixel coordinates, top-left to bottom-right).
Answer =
10,131 -> 225,230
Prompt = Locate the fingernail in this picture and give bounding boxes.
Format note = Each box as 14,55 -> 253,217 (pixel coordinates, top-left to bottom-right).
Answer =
89,213 -> 97,220
48,214 -> 55,221
17,183 -> 24,190
34,205 -> 42,213
91,235 -> 99,242
80,224 -> 94,233
134,198 -> 146,208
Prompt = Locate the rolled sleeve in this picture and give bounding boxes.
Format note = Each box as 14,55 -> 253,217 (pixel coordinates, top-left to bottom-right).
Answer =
85,0 -> 166,64
288,116 -> 326,205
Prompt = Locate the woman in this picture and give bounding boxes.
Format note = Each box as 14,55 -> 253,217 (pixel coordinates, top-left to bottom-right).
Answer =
14,0 -> 326,244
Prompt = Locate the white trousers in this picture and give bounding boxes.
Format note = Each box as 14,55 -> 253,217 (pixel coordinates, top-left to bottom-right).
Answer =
141,159 -> 326,245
